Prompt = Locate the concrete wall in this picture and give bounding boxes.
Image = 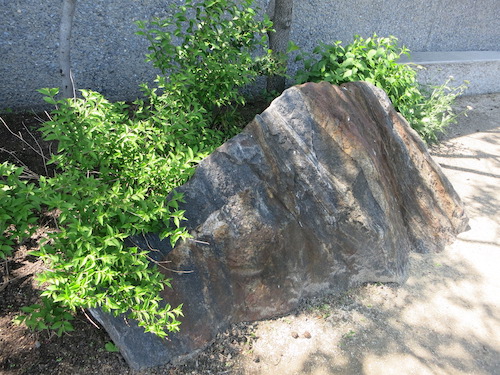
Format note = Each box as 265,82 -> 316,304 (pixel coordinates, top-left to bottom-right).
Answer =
1,0 -> 499,111
1,0 -> 185,111
290,0 -> 499,53
288,0 -> 500,96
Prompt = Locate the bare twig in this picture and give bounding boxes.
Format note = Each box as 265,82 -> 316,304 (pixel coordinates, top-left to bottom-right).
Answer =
142,233 -> 160,252
0,281 -> 8,293
145,254 -> 194,274
48,142 -> 55,159
0,114 -> 56,177
188,238 -> 211,245
21,121 -> 49,175
0,274 -> 28,292
2,258 -> 9,276
43,110 -> 53,122
70,69 -> 76,100
128,236 -> 194,275
0,259 -> 10,292
33,110 -> 51,124
0,147 -> 40,180
82,308 -> 101,330
0,117 -> 49,162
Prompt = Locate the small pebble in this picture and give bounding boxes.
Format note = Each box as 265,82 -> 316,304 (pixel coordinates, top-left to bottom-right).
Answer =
303,331 -> 311,339
291,331 -> 299,339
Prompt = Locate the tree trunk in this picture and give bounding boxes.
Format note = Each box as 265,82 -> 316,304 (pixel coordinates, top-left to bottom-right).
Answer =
266,0 -> 293,94
59,0 -> 77,99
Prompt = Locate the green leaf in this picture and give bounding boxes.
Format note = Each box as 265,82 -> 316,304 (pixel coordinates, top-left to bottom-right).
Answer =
43,96 -> 57,105
105,342 -> 120,352
287,41 -> 300,53
342,69 -> 353,79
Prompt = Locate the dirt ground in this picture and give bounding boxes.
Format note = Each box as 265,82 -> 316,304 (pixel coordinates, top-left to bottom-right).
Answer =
1,92 -> 499,375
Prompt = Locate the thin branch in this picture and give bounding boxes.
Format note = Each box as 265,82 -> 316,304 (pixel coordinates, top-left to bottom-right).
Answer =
146,254 -> 193,274
32,109 -> 51,124
0,281 -> 8,293
82,308 -> 101,330
21,122 -> 49,176
43,111 -> 53,122
188,238 -> 210,245
0,147 -> 40,180
2,258 -> 9,277
70,69 -> 77,100
0,117 -> 50,162
143,234 -> 159,252
0,259 -> 10,292
0,147 -> 29,169
0,274 -> 27,292
128,236 -> 194,274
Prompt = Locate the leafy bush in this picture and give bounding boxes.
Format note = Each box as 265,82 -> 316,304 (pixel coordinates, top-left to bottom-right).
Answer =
294,34 -> 467,142
14,297 -> 75,337
4,0 -> 285,340
136,0 -> 284,125
0,162 -> 40,259
14,88 -> 195,337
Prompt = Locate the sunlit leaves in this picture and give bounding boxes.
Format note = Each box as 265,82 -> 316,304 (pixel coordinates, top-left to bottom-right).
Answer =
136,0 -> 285,121
4,0 -> 287,340
0,162 -> 40,259
294,34 -> 467,142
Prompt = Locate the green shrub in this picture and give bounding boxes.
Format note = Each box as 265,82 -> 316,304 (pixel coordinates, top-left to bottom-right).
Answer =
6,0 -> 286,340
294,34 -> 467,142
14,88 -> 196,337
14,297 -> 75,337
0,162 -> 40,259
136,0 -> 285,126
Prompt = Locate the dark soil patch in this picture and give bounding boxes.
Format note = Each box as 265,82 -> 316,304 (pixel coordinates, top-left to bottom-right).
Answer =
0,112 -> 56,178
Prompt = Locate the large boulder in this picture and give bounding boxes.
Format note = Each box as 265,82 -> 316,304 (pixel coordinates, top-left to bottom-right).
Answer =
91,81 -> 469,369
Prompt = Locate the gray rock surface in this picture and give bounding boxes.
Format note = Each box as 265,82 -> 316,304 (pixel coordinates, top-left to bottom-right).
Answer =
91,81 -> 469,370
